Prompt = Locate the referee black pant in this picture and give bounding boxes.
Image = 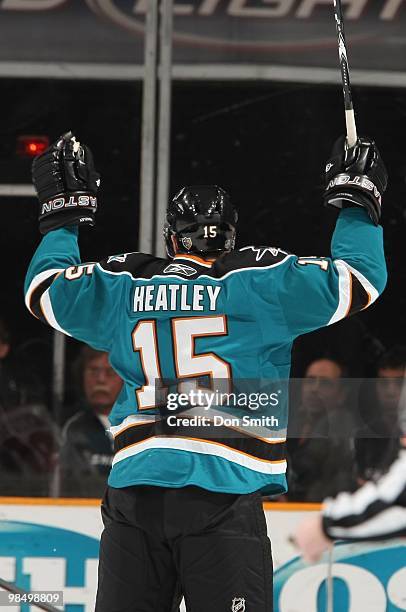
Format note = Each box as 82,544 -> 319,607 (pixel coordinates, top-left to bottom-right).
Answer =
95,485 -> 273,612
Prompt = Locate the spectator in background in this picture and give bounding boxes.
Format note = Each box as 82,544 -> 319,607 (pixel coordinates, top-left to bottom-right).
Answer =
58,346 -> 123,498
289,358 -> 356,438
355,346 -> 406,482
287,358 -> 356,502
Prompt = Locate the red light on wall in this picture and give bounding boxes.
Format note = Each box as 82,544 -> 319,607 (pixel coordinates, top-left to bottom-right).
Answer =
16,135 -> 50,158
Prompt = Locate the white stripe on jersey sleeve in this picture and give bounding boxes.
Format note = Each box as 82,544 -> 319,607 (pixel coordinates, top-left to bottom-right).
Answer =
328,260 -> 352,325
40,288 -> 72,337
339,260 -> 379,305
25,268 -> 64,314
327,506 -> 406,539
328,259 -> 380,325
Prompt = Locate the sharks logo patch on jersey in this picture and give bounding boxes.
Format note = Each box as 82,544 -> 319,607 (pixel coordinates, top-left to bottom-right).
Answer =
240,246 -> 287,261
107,254 -> 129,264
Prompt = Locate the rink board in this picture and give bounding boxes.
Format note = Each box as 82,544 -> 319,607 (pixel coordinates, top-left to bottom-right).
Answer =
0,498 -> 404,611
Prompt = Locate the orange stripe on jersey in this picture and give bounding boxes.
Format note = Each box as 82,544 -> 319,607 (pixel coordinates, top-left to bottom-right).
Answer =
174,254 -> 215,267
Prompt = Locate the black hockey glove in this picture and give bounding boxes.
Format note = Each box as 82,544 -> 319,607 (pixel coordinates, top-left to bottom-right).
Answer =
32,131 -> 100,235
324,136 -> 387,225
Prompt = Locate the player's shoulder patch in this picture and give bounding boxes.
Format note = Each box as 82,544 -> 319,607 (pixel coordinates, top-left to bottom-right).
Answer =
99,252 -> 167,280
239,246 -> 290,264
212,245 -> 291,276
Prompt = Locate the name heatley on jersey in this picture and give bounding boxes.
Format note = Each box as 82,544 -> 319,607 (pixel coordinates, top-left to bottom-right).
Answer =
133,283 -> 221,312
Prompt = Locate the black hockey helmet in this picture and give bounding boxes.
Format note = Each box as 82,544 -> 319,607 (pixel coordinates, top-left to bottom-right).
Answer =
164,185 -> 238,258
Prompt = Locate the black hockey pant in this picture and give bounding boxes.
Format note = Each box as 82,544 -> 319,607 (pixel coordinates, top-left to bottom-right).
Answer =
95,485 -> 273,612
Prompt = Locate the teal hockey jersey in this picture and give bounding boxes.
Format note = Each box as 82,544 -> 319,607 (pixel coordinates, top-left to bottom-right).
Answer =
25,208 -> 387,495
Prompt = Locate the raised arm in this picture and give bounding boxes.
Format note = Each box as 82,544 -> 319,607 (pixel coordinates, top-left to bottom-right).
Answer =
275,136 -> 387,337
24,133 -> 124,350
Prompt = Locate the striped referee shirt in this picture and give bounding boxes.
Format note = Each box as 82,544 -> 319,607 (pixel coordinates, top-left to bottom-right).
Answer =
322,451 -> 406,541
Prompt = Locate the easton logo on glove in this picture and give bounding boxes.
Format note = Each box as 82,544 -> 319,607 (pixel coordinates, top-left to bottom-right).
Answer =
323,136 -> 388,226
32,131 -> 100,235
41,195 -> 97,216
327,174 -> 382,205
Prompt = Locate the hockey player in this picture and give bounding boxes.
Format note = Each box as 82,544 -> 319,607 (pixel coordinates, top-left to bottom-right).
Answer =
25,132 -> 387,611
293,450 -> 406,563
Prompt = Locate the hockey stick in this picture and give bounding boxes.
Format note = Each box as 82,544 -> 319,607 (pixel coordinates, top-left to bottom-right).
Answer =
326,546 -> 334,612
333,0 -> 358,147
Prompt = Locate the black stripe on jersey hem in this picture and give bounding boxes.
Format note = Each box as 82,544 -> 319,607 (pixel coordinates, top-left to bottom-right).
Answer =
30,273 -> 60,323
114,421 -> 286,462
348,272 -> 370,316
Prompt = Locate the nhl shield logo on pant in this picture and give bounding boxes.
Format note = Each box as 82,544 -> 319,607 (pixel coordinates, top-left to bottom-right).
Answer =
231,597 -> 245,612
